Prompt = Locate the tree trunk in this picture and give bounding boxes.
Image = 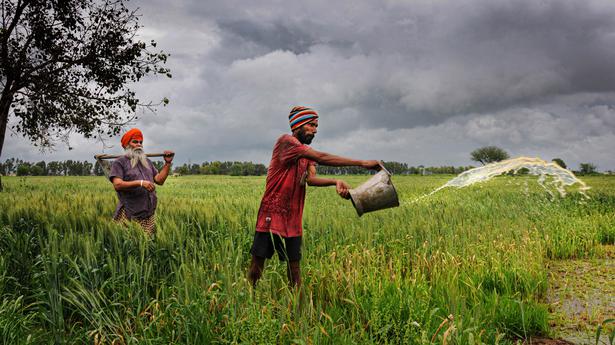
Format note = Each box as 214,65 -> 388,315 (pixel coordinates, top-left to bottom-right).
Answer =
0,91 -> 12,192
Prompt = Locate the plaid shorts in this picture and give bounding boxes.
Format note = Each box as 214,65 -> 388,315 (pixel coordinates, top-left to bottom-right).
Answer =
114,207 -> 156,236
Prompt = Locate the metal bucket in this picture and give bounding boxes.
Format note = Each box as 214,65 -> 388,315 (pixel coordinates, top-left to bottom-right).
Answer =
349,166 -> 399,216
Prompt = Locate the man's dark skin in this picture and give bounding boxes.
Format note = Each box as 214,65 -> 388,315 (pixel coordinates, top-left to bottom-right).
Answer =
248,118 -> 380,289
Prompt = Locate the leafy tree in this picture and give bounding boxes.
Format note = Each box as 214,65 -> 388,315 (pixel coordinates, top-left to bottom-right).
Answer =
1,158 -> 16,175
230,163 -> 243,176
93,160 -> 105,176
552,158 -> 567,169
254,163 -> 267,175
34,161 -> 47,175
29,164 -> 43,175
579,163 -> 597,175
470,146 -> 510,165
16,163 -> 30,176
175,164 -> 189,176
189,164 -> 200,175
82,161 -> 93,175
0,0 -> 170,190
47,161 -> 62,175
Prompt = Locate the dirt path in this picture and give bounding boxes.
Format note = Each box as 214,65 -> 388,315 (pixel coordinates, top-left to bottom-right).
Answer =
545,245 -> 614,345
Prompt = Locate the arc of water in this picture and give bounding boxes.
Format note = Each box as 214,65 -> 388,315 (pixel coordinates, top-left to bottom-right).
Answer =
409,157 -> 590,204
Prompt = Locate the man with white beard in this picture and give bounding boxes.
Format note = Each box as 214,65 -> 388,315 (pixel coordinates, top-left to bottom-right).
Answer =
109,128 -> 174,236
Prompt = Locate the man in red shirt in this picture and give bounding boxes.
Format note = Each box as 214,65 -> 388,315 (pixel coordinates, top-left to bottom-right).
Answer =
248,106 -> 381,289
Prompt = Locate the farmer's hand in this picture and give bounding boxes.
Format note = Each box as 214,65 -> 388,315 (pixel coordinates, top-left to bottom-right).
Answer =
361,160 -> 382,170
336,180 -> 351,199
163,150 -> 175,164
142,180 -> 156,192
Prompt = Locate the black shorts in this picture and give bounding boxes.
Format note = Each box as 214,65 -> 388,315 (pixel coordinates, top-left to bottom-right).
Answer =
250,231 -> 302,261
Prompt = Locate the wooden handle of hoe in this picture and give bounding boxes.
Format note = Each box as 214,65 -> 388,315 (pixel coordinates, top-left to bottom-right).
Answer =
94,152 -> 174,160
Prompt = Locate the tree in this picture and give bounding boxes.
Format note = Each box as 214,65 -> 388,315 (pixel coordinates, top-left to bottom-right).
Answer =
34,160 -> 47,175
470,146 -> 510,165
16,162 -> 30,176
552,158 -> 567,169
48,160 -> 62,175
0,1 -> 170,191
2,158 -> 16,175
82,160 -> 93,175
174,164 -> 189,176
93,160 -> 105,176
29,164 -> 43,175
579,163 -> 597,175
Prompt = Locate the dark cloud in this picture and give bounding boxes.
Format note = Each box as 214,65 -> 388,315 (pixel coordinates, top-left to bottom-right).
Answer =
218,20 -> 315,55
3,0 -> 615,170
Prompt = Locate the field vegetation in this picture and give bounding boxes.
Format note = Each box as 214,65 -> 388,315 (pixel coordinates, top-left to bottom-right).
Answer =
0,175 -> 613,344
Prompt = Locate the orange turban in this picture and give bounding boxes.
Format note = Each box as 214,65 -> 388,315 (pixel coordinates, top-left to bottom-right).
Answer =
121,128 -> 143,148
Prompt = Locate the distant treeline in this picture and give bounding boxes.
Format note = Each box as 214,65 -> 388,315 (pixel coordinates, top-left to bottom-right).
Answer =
0,158 -> 166,176
0,158 -> 103,176
2,158 -> 477,176
318,162 -> 476,175
4,158 -> 610,177
0,158 -> 269,177
171,161 -> 477,176
173,161 -> 268,176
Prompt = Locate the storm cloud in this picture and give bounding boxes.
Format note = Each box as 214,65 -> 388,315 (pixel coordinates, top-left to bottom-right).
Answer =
5,0 -> 615,170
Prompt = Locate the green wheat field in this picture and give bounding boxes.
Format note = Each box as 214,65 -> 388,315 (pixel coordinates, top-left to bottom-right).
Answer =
0,175 -> 613,344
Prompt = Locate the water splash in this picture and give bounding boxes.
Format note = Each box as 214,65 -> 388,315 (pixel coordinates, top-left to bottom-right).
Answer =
413,157 -> 590,202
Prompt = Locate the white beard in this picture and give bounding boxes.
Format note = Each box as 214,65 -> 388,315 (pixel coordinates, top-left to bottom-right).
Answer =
125,147 -> 149,168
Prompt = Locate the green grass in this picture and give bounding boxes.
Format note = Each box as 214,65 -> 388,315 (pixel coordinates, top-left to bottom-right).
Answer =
0,175 -> 613,344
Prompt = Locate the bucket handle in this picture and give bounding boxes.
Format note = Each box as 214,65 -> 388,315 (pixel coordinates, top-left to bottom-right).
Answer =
378,161 -> 391,175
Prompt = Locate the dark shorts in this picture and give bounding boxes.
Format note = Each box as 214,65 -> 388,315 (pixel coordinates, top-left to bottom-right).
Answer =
250,231 -> 302,261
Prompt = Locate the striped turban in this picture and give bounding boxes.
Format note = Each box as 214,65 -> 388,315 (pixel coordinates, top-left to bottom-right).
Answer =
288,106 -> 318,131
121,128 -> 143,148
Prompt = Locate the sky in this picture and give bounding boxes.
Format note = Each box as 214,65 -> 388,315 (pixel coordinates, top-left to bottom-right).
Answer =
4,0 -> 615,171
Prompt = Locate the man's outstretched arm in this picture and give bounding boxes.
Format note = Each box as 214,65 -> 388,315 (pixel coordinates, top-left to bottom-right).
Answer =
301,148 -> 381,169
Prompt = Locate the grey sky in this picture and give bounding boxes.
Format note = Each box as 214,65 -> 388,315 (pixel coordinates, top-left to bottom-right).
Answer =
4,0 -> 615,170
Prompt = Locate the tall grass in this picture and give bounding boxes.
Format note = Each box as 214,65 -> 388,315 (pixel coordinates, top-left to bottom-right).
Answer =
0,175 -> 613,344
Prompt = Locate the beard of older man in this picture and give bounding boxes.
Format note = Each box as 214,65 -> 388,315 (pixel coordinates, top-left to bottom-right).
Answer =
125,146 -> 149,169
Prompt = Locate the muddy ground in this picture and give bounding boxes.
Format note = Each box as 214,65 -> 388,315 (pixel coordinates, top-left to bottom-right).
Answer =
544,245 -> 614,345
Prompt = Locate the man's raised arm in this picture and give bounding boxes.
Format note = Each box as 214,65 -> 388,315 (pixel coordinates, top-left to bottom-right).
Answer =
154,150 -> 174,185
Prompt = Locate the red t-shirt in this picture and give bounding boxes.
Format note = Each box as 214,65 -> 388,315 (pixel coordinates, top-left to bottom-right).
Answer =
256,134 -> 316,237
